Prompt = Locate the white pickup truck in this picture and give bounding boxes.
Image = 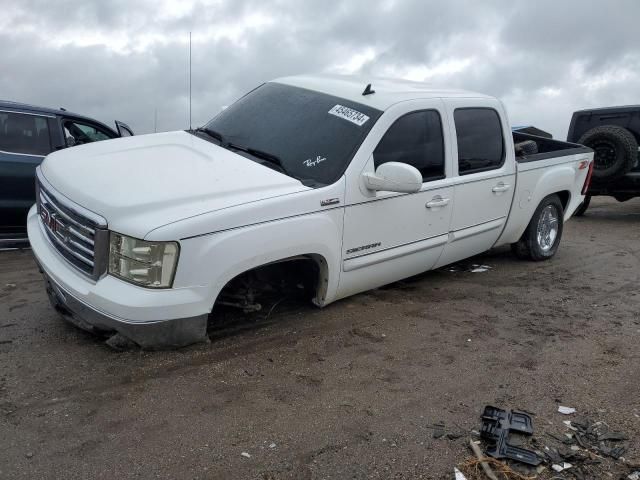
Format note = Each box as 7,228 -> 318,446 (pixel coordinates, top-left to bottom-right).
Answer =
28,75 -> 594,348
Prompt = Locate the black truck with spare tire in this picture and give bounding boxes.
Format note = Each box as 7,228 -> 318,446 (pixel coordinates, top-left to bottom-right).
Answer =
567,105 -> 640,215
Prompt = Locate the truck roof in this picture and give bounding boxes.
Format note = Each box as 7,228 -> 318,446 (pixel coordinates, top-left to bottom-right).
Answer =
572,105 -> 640,115
273,74 -> 492,111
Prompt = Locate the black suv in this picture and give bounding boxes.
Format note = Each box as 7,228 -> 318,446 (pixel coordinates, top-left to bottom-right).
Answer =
0,101 -> 133,246
567,106 -> 640,215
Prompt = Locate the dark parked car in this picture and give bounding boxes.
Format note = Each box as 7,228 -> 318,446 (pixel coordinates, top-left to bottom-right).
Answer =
567,106 -> 640,215
0,100 -> 133,245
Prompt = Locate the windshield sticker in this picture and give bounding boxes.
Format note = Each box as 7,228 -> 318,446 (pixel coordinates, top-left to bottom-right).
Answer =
328,105 -> 370,126
303,155 -> 327,167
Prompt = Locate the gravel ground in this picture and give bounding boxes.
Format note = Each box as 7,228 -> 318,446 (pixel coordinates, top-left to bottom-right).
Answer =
1,197 -> 639,479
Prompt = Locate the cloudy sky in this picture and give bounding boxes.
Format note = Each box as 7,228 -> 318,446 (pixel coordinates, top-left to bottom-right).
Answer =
2,0 -> 639,139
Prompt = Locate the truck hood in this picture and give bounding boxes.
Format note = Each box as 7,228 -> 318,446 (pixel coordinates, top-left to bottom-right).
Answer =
40,131 -> 309,239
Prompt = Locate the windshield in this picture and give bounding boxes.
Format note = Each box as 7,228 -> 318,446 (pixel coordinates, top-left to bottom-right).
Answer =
200,83 -> 382,186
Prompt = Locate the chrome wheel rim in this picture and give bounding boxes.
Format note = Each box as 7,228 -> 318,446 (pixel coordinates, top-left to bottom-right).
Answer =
537,205 -> 559,252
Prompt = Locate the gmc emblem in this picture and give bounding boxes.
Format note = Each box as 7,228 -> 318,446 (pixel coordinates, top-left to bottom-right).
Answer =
40,208 -> 57,232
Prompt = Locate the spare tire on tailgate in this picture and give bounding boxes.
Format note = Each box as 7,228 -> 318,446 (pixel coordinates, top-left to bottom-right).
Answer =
578,125 -> 638,180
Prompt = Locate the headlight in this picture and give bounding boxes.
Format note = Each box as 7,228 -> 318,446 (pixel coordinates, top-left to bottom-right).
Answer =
108,232 -> 179,288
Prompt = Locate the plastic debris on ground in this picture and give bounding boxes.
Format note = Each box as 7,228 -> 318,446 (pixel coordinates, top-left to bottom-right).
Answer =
456,405 -> 636,480
470,266 -> 491,273
558,405 -> 576,415
454,467 -> 467,480
551,462 -> 573,472
445,262 -> 493,273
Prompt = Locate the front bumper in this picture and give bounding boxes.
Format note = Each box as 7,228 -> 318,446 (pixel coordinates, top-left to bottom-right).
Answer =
40,268 -> 208,348
27,206 -> 209,348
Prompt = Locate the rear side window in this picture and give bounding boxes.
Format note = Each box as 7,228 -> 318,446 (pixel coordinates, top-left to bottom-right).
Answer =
374,110 -> 445,181
63,120 -> 113,146
0,112 -> 52,156
454,108 -> 504,175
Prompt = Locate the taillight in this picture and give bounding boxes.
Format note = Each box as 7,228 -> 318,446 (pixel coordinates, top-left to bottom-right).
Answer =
581,160 -> 594,195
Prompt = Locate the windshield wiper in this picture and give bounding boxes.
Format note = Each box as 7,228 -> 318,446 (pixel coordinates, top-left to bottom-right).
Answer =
227,143 -> 287,174
194,127 -> 227,145
194,129 -> 288,175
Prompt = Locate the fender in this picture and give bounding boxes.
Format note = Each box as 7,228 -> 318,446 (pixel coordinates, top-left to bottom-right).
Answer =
172,210 -> 344,310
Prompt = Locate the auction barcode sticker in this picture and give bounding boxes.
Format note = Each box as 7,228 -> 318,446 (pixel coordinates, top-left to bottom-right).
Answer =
328,105 -> 370,126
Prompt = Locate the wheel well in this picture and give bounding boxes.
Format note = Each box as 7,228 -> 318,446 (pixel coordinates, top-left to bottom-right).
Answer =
214,254 -> 330,311
555,190 -> 570,212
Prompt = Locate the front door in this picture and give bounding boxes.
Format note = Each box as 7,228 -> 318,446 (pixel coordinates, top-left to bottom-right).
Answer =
435,102 -> 516,268
339,105 -> 454,299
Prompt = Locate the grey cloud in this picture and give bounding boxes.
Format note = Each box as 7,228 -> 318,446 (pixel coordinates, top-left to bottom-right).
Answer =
1,0 -> 639,139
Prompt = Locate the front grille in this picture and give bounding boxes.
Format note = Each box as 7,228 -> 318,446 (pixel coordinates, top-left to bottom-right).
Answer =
36,167 -> 109,280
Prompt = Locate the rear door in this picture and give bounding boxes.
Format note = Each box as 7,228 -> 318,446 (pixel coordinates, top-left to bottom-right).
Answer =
339,100 -> 454,298
0,109 -> 54,234
435,101 -> 516,268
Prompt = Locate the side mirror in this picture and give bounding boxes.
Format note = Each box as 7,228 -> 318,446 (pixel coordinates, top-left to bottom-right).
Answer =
363,162 -> 422,193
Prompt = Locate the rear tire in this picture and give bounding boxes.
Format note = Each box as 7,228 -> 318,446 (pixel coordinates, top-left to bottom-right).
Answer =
511,195 -> 564,261
578,126 -> 637,180
574,195 -> 591,216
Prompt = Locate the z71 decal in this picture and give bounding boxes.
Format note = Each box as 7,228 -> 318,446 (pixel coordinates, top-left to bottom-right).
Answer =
328,105 -> 370,126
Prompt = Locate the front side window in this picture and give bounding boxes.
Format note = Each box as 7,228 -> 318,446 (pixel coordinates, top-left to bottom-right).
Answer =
0,112 -> 52,156
200,83 -> 383,187
373,110 -> 445,181
454,108 -> 504,175
63,120 -> 113,146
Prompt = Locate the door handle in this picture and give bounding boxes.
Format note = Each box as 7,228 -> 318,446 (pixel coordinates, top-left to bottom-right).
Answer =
492,183 -> 511,193
426,196 -> 450,208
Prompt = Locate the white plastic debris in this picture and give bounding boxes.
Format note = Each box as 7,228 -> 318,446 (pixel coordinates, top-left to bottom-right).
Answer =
470,267 -> 489,273
454,467 -> 468,480
552,462 -> 573,472
241,452 -> 251,459
269,443 -> 276,449
628,471 -> 640,480
563,420 -> 577,430
558,406 -> 576,415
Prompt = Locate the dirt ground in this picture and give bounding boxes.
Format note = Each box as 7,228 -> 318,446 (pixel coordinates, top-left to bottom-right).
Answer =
1,197 -> 639,480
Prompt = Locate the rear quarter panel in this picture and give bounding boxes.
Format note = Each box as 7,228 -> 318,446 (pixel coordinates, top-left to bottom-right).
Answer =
496,152 -> 593,246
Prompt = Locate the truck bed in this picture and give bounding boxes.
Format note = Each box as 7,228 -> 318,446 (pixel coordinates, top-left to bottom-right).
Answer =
496,135 -> 593,247
513,131 -> 592,162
